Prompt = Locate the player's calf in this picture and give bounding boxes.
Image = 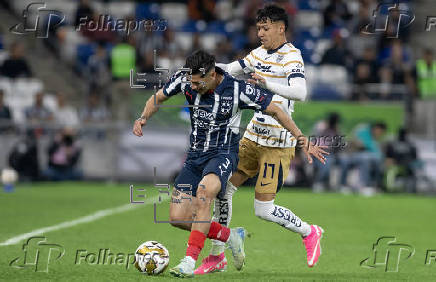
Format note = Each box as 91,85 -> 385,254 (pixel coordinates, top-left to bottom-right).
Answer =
254,199 -> 311,236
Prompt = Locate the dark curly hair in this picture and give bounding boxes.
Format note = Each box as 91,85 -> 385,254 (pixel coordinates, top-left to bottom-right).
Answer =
185,50 -> 216,76
256,4 -> 288,31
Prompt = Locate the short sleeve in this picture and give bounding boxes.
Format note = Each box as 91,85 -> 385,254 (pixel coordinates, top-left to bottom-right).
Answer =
283,51 -> 305,86
163,71 -> 184,97
238,81 -> 273,111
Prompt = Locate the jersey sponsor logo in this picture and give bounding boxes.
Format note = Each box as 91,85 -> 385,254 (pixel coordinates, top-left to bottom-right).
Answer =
254,89 -> 266,103
193,119 -> 220,130
217,198 -> 229,225
252,124 -> 270,136
245,84 -> 254,95
289,68 -> 304,74
271,206 -> 302,227
254,63 -> 272,73
194,108 -> 214,121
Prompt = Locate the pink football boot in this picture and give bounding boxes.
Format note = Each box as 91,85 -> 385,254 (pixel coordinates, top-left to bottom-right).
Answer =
302,225 -> 324,267
194,252 -> 227,275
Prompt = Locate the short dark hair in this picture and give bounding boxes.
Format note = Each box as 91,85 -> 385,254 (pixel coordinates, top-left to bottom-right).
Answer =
371,121 -> 387,131
185,50 -> 215,76
256,5 -> 288,31
424,48 -> 433,56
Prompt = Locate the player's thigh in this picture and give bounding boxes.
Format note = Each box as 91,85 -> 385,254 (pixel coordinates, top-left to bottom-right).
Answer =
170,162 -> 202,220
229,169 -> 249,187
169,187 -> 195,221
236,138 -> 261,181
255,146 -> 295,195
197,173 -> 221,207
202,153 -> 237,199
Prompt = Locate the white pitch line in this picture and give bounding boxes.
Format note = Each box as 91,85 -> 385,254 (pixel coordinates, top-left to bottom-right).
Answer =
0,195 -> 168,247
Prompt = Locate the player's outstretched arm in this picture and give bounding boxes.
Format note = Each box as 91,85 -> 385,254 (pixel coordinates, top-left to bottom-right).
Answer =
247,73 -> 307,101
263,103 -> 328,164
216,61 -> 245,76
132,89 -> 169,137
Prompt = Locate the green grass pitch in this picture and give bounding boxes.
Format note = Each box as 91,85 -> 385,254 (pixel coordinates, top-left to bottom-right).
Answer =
1,182 -> 435,281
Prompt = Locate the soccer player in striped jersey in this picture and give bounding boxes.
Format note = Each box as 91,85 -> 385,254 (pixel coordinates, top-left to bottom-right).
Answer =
133,50 -> 326,278
195,5 -> 326,275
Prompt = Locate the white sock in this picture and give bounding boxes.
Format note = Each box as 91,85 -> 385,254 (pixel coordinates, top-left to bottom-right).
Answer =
210,181 -> 237,256
254,199 -> 311,237
185,256 -> 196,266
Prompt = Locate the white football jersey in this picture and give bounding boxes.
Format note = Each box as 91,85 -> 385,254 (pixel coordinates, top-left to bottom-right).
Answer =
238,42 -> 305,147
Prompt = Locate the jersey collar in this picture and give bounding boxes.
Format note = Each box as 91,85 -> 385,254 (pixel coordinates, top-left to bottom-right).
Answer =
204,67 -> 227,96
266,41 -> 287,54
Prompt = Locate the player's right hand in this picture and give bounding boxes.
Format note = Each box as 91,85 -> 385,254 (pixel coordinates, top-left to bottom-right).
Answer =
133,117 -> 147,137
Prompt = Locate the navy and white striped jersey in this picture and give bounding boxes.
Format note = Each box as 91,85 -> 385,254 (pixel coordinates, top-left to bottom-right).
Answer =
163,67 -> 273,154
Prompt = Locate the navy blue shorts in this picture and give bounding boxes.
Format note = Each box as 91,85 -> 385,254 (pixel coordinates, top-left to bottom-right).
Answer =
174,151 -> 238,199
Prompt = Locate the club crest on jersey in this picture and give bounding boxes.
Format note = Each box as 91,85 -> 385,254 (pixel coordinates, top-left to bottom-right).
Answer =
276,55 -> 284,63
220,101 -> 232,115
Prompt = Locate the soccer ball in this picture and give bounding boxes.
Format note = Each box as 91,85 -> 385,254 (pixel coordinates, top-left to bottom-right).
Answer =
1,168 -> 18,184
134,241 -> 170,275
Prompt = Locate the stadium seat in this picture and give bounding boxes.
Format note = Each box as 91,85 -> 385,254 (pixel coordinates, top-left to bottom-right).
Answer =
58,26 -> 87,63
305,64 -> 349,100
1,78 -> 44,123
76,43 -> 96,66
206,21 -> 227,35
0,78 -> 12,101
200,34 -> 225,51
174,32 -> 193,51
160,3 -> 188,28
348,35 -> 377,58
310,82 -> 344,101
107,1 -> 135,20
135,3 -> 160,20
295,11 -> 322,29
297,0 -> 321,10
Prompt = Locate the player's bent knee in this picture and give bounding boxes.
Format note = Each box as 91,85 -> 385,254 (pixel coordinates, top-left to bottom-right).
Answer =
254,199 -> 275,221
195,191 -> 213,211
200,173 -> 221,194
169,212 -> 192,230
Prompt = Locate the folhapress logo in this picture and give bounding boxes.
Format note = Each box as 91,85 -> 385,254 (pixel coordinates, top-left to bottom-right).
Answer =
10,2 -> 65,38
361,0 -> 415,38
360,236 -> 415,272
9,236 -> 65,272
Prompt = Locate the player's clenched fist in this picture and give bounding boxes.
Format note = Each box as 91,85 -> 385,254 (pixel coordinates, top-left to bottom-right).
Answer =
133,117 -> 147,137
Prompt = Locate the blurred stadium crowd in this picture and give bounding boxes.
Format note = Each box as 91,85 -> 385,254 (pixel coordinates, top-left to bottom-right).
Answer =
0,0 -> 435,194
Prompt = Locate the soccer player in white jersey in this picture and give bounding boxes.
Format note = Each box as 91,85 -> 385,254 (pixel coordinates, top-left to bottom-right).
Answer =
195,5 -> 327,274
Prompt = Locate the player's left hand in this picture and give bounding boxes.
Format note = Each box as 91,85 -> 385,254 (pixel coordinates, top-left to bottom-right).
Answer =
247,73 -> 266,88
302,142 -> 329,165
